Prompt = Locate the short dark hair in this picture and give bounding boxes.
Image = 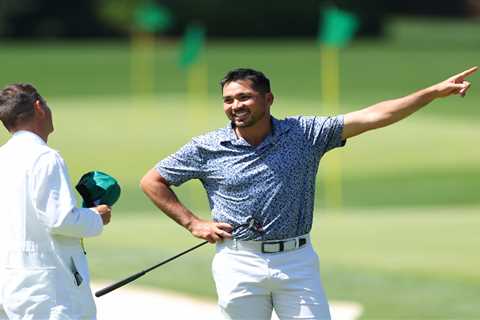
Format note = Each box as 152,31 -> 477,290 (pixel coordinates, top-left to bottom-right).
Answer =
220,68 -> 271,94
0,83 -> 41,131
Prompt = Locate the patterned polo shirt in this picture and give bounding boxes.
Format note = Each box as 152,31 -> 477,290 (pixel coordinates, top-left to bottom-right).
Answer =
156,115 -> 345,240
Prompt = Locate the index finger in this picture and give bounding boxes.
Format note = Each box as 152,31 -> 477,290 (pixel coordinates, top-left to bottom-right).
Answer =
215,222 -> 233,232
452,66 -> 478,81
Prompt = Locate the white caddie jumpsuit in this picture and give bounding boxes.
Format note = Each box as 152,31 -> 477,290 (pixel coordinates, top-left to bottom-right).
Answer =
0,131 -> 103,320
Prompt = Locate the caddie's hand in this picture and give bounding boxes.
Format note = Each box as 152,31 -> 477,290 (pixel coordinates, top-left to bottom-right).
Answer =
188,218 -> 232,243
95,204 -> 112,225
431,66 -> 478,98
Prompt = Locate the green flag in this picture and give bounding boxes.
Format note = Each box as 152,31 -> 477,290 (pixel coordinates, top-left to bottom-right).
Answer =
179,23 -> 206,69
134,1 -> 173,33
318,7 -> 359,48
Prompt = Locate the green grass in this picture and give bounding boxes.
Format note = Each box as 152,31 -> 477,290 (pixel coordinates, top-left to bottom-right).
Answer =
317,208 -> 480,319
1,94 -> 479,212
87,208 -> 480,319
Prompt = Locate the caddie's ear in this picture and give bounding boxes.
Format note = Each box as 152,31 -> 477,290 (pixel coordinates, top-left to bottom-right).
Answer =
33,99 -> 45,117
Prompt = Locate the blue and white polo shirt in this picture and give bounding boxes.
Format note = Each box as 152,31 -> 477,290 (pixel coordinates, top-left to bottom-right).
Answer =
156,115 -> 345,240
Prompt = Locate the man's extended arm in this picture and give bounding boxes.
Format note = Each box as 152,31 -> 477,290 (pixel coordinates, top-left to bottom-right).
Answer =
140,168 -> 232,243
342,66 -> 477,140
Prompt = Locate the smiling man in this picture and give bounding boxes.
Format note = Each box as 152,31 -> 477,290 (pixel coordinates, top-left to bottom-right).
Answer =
141,67 -> 476,319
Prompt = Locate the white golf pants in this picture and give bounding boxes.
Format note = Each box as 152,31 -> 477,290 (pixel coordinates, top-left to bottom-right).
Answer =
212,236 -> 331,320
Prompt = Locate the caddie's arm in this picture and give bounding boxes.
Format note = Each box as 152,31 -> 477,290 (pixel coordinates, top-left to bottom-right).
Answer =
342,66 -> 478,140
33,152 -> 111,238
140,169 -> 232,243
51,205 -> 111,238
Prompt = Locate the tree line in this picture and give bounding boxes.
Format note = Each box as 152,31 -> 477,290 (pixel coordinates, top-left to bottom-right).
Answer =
0,0 -> 470,39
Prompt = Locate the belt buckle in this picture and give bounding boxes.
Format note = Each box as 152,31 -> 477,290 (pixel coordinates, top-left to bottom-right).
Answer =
261,241 -> 283,253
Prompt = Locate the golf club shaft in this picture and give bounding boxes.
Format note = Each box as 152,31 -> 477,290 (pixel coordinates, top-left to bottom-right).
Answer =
95,240 -> 209,297
94,270 -> 146,297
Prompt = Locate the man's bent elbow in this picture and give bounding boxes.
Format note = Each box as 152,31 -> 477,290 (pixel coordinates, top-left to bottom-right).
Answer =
139,175 -> 149,193
140,169 -> 155,190
140,169 -> 170,194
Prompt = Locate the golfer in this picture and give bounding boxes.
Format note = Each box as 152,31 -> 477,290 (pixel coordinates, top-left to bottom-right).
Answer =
141,67 -> 476,319
0,84 -> 112,319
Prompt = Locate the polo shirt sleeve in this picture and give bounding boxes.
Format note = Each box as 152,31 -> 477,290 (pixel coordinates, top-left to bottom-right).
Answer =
32,151 -> 103,238
298,115 -> 346,154
155,139 -> 205,186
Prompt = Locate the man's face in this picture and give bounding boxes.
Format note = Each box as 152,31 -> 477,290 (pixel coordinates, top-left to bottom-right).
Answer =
222,80 -> 272,128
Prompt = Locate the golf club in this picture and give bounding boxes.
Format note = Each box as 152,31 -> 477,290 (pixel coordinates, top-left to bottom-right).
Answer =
95,240 -> 208,297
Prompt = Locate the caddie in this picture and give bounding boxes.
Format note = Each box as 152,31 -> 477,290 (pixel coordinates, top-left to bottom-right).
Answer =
0,83 -> 112,319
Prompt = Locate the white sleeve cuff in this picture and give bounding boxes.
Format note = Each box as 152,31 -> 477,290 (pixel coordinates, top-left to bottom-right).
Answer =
50,207 -> 103,238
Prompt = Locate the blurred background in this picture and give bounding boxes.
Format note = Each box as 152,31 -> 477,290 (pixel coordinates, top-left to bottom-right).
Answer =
1,0 -> 479,319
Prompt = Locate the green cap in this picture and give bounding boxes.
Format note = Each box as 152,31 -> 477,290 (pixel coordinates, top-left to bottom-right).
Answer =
76,171 -> 121,208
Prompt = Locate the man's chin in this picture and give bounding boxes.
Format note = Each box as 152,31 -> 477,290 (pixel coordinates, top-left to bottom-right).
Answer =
234,120 -> 252,128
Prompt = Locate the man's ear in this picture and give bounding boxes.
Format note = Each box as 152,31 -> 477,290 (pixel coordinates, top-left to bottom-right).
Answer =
33,99 -> 46,117
266,92 -> 274,107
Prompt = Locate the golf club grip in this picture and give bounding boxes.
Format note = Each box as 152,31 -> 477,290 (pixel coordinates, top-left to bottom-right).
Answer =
95,270 -> 146,297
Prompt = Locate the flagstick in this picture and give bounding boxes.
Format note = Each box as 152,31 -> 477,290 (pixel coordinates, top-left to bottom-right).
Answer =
183,59 -> 208,202
321,45 -> 342,210
131,31 -> 155,107
187,58 -> 208,123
